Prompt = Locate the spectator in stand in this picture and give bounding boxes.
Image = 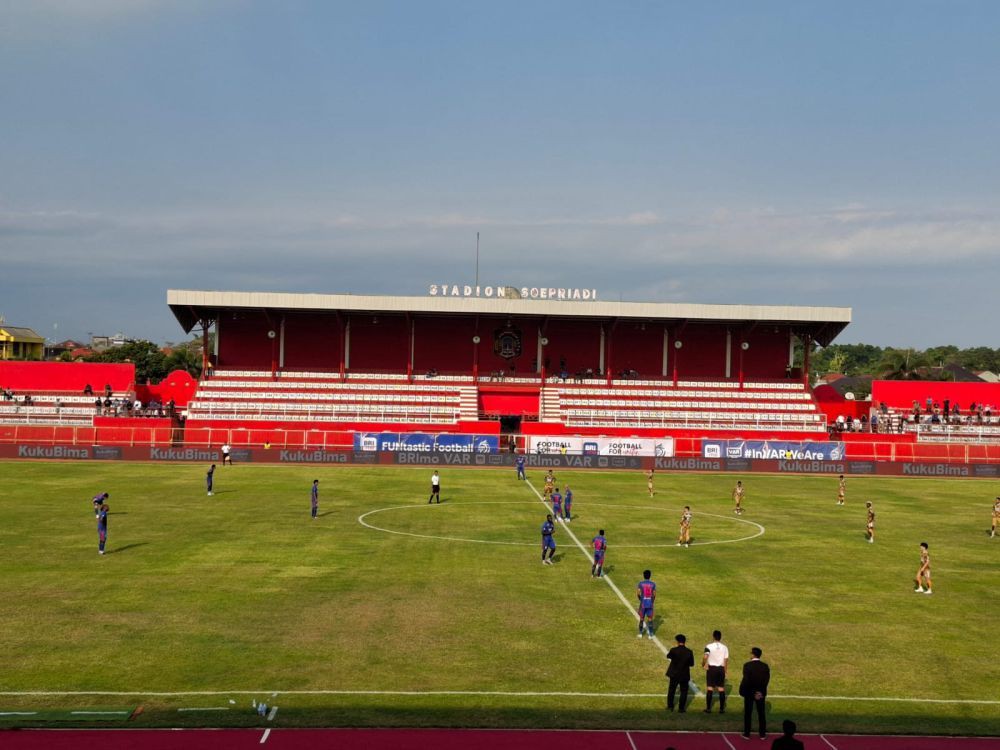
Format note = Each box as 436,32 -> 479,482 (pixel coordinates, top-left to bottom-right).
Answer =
167,399 -> 176,418
23,393 -> 33,406
870,412 -> 878,434
83,384 -> 93,396
105,384 -> 113,397
134,398 -> 143,416
94,398 -> 102,414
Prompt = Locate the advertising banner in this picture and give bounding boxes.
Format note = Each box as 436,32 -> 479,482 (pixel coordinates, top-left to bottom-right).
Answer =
702,440 -> 845,461
354,432 -> 499,454
529,436 -> 674,457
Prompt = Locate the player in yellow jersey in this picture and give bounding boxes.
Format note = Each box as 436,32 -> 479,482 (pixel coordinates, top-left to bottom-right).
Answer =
647,469 -> 655,497
991,496 -> 1000,538
733,481 -> 745,515
837,474 -> 846,505
543,470 -> 555,499
677,505 -> 692,547
914,542 -> 932,594
864,501 -> 875,544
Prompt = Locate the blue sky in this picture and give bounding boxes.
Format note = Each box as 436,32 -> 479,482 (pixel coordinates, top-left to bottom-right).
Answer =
2,1 -> 998,347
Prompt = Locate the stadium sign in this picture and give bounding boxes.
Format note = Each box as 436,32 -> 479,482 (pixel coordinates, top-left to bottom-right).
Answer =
703,439 -> 845,461
528,436 -> 674,457
429,284 -> 597,301
355,432 -> 499,454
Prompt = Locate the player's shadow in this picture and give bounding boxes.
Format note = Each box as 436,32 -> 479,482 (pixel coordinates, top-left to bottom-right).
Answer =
108,512 -> 128,515
602,564 -> 616,575
110,543 -> 148,554
649,615 -> 665,634
317,511 -> 335,517
211,490 -> 236,495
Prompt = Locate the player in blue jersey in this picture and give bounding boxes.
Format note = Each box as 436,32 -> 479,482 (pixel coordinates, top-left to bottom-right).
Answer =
92,492 -> 109,518
310,479 -> 319,519
563,485 -> 573,522
206,464 -> 216,496
516,455 -> 526,480
97,502 -> 109,555
592,529 -> 607,578
550,487 -> 563,520
636,569 -> 657,638
541,514 -> 556,564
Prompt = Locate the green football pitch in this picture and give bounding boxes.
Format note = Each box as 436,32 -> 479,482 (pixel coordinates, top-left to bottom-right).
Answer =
1,460 -> 998,735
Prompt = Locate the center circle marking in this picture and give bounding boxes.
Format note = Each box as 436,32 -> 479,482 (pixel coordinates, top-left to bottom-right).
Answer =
358,501 -> 764,548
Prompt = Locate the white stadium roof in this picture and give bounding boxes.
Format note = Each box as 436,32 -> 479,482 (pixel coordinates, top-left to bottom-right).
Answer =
168,289 -> 851,345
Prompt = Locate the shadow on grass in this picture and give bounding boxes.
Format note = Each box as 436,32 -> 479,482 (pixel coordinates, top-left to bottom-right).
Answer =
109,542 -> 148,554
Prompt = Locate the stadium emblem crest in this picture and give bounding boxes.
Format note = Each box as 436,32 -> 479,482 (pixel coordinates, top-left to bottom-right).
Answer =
493,327 -> 522,360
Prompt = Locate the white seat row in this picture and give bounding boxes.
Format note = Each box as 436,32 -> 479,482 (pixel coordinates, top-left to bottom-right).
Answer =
205,380 -> 460,393
556,387 -> 811,400
564,408 -> 822,422
195,393 -> 459,404
190,400 -> 459,413
0,405 -> 96,416
559,398 -> 814,411
187,411 -> 459,423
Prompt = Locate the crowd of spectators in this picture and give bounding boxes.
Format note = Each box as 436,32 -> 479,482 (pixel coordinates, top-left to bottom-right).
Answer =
831,397 -> 999,436
94,395 -> 175,418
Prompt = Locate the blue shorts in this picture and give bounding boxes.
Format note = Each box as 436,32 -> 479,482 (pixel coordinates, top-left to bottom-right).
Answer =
542,537 -> 556,550
593,551 -> 604,563
639,605 -> 654,619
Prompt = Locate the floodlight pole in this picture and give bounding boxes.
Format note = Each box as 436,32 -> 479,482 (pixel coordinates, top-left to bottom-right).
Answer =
475,232 -> 480,289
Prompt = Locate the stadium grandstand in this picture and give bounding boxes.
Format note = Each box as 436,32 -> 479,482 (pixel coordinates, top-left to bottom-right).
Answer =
165,289 -> 848,439
4,288 -> 1000,466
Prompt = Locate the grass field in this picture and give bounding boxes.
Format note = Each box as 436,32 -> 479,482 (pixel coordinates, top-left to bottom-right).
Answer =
1,460 -> 998,735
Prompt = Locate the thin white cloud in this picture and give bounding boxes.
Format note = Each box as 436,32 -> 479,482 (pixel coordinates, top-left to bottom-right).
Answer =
2,203 -> 998,270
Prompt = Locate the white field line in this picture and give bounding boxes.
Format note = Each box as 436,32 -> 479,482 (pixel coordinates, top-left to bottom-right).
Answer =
260,727 -> 271,744
720,733 -> 737,750
524,479 -> 669,658
820,735 -> 839,749
267,705 -> 278,721
358,501 -> 763,548
0,711 -> 37,716
0,689 -> 997,705
625,730 -> 638,750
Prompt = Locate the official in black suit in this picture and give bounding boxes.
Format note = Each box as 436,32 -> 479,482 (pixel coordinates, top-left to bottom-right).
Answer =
665,634 -> 695,712
738,646 -> 771,739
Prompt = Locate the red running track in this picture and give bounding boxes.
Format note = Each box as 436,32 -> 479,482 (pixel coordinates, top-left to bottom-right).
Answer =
1,729 -> 999,749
